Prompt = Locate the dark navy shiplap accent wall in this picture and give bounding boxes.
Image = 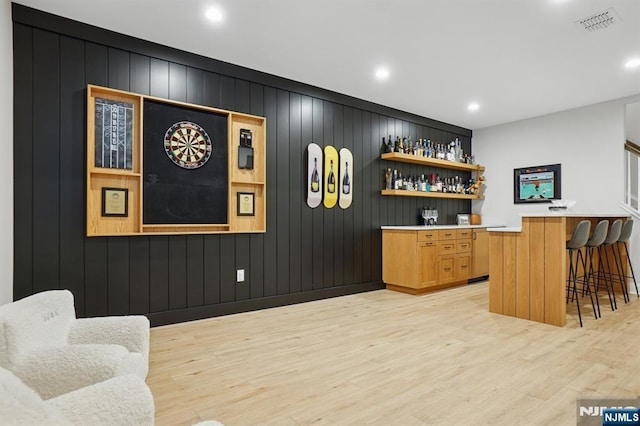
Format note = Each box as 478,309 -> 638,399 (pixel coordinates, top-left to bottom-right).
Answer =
12,4 -> 472,326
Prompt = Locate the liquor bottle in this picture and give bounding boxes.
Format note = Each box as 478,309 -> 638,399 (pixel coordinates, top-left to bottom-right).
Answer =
455,138 -> 463,162
327,160 -> 336,193
385,168 -> 393,190
447,142 -> 455,161
393,169 -> 399,190
310,157 -> 320,192
342,162 -> 351,194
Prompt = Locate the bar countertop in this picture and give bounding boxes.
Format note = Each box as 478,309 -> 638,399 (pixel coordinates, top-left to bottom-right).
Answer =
487,212 -> 630,233
381,224 -> 504,231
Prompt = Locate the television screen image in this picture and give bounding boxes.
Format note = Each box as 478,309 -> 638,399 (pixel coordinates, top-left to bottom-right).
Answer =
518,171 -> 554,200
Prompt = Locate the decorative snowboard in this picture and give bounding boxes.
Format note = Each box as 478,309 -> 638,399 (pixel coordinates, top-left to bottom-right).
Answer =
306,143 -> 323,208
338,148 -> 353,209
323,145 -> 339,208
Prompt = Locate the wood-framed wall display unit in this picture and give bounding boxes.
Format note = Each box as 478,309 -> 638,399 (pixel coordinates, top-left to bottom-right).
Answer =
380,152 -> 485,200
86,85 -> 266,236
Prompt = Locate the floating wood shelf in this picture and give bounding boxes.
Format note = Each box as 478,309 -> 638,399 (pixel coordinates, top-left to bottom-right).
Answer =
381,152 -> 485,172
380,189 -> 483,200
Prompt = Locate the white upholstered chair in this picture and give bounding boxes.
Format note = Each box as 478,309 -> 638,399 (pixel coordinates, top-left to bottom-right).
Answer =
0,289 -> 149,399
0,366 -> 154,425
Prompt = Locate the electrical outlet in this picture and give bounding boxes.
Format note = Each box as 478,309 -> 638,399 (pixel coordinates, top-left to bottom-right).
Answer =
236,269 -> 245,282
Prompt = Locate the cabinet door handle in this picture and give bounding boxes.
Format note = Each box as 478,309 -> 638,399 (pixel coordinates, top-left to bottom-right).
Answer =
420,242 -> 435,247
444,233 -> 452,237
461,265 -> 468,269
444,267 -> 452,272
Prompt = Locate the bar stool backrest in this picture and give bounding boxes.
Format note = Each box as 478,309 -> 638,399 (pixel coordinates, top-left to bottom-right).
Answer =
587,220 -> 609,247
567,220 -> 591,249
618,219 -> 634,243
603,219 -> 622,245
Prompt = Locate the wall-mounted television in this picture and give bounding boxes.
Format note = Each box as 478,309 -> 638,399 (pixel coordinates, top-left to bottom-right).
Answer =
513,163 -> 561,204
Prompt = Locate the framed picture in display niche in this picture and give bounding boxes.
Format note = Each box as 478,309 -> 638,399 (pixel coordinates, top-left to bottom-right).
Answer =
237,192 -> 255,216
102,187 -> 128,217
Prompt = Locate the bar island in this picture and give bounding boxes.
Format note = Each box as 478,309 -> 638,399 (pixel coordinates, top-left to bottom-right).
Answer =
488,213 -> 630,327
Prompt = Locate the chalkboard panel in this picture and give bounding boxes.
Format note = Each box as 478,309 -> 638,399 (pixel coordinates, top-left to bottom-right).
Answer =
143,100 -> 228,224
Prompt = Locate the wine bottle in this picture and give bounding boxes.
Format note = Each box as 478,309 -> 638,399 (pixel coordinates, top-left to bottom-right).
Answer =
310,157 -> 320,192
342,162 -> 350,194
327,160 -> 336,193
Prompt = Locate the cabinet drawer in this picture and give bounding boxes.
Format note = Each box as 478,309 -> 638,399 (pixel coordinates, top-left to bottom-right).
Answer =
456,239 -> 472,253
438,242 -> 456,255
418,241 -> 437,248
439,230 -> 457,241
456,229 -> 472,239
417,230 -> 438,242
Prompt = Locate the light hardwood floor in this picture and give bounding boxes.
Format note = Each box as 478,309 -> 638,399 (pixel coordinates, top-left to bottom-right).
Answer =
148,282 -> 640,425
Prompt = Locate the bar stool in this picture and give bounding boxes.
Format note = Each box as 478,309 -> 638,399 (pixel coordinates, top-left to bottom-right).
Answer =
584,220 -> 616,315
566,220 -> 596,327
615,219 -> 639,298
598,219 -> 627,305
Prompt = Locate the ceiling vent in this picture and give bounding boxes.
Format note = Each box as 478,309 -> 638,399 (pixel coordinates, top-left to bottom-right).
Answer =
576,7 -> 622,32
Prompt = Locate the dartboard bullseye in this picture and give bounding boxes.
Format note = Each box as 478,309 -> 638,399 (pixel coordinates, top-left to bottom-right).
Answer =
164,121 -> 212,169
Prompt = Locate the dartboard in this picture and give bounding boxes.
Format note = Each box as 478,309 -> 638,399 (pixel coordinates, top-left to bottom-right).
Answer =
163,121 -> 212,169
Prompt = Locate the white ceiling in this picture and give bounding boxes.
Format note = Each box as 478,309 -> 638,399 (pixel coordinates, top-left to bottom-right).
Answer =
13,0 -> 640,130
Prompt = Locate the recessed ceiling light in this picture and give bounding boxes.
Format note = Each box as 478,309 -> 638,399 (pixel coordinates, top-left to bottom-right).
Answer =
625,58 -> 640,69
375,67 -> 390,80
205,7 -> 223,22
468,103 -> 480,111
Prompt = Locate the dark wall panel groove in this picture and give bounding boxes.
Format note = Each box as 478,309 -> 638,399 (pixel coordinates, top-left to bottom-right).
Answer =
59,34 -> 86,316
13,5 -> 474,326
13,23 -> 34,301
32,28 -> 60,294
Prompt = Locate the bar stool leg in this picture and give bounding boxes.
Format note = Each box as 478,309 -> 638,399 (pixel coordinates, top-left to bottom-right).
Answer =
596,246 -> 617,310
585,247 -> 603,318
620,241 -> 639,297
567,249 -> 583,327
578,248 -> 598,320
601,244 -> 625,305
609,242 -> 629,303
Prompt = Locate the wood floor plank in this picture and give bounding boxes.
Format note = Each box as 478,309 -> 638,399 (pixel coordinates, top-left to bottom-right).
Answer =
148,282 -> 640,425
